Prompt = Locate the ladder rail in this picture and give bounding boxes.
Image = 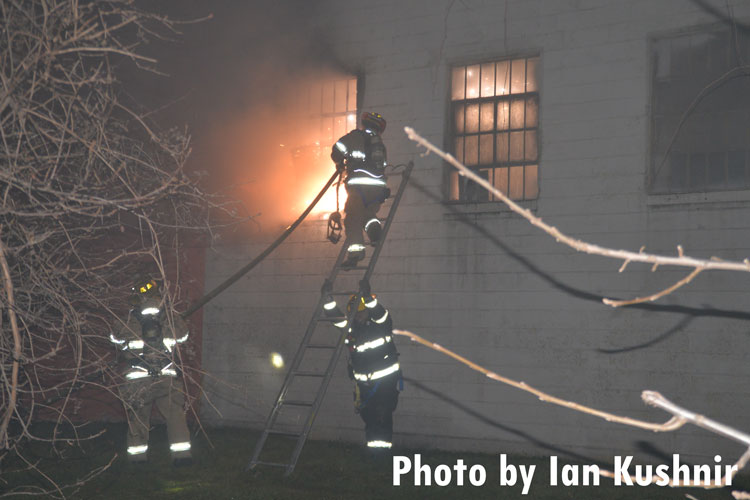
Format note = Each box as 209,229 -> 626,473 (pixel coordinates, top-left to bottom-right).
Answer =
284,161 -> 413,475
360,161 -> 413,286
247,161 -> 414,475
246,242 -> 349,471
283,309 -> 356,475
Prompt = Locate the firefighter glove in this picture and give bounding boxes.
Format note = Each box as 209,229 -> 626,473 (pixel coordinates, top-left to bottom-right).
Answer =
359,279 -> 371,297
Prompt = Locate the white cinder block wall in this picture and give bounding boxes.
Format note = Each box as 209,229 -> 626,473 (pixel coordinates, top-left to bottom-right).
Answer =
201,0 -> 750,462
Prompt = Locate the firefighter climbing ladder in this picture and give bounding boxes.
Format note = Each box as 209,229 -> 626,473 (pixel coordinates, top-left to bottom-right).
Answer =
246,161 -> 413,476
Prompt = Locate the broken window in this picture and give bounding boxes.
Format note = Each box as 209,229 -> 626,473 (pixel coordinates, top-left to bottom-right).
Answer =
291,76 -> 357,216
649,27 -> 750,194
448,56 -> 540,202
299,78 -> 357,149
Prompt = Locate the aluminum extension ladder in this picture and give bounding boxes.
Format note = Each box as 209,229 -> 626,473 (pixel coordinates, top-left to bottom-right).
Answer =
246,161 -> 413,476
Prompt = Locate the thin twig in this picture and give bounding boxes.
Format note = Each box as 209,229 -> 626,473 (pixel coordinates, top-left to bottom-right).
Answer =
602,268 -> 703,307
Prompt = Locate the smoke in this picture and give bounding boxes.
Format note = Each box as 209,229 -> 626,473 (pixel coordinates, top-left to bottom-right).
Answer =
195,67 -> 352,232
129,0 -> 355,234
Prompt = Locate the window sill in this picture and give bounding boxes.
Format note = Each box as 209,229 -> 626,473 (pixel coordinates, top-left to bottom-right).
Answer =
647,190 -> 750,210
443,199 -> 538,219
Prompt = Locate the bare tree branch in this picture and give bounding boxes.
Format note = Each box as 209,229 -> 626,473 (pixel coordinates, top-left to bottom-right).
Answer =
0,1 -> 244,495
602,267 -> 703,307
393,329 -> 750,489
404,126 -> 750,307
402,125 -> 750,491
0,225 -> 22,449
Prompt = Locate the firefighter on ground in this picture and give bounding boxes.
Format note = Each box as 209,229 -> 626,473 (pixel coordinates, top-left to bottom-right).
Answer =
322,279 -> 401,449
109,276 -> 193,466
331,112 -> 390,269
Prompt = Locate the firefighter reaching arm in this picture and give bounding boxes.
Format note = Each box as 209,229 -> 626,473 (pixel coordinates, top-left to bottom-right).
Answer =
321,280 -> 401,450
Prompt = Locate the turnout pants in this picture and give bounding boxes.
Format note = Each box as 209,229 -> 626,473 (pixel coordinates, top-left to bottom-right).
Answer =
119,376 -> 192,462
344,185 -> 388,254
356,374 -> 400,448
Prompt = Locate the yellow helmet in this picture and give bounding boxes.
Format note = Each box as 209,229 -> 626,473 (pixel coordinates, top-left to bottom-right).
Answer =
131,276 -> 159,297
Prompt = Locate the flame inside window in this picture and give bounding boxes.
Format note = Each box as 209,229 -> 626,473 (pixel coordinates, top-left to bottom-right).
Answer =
292,77 -> 357,218
209,75 -> 357,230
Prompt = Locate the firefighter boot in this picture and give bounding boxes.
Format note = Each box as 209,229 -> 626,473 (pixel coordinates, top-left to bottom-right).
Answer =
365,218 -> 382,247
342,245 -> 366,270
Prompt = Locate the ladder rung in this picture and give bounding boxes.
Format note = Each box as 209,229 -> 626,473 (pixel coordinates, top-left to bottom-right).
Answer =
253,460 -> 289,468
306,343 -> 336,349
246,161 -> 413,477
282,400 -> 313,407
339,265 -> 370,271
293,371 -> 325,377
268,429 -> 302,437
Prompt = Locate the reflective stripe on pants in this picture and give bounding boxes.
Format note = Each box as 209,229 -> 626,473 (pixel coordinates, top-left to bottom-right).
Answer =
119,376 -> 192,460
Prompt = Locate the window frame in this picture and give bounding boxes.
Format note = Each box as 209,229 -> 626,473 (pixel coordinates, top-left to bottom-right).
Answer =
445,54 -> 542,205
288,75 -> 359,220
647,23 -> 750,196
302,76 -> 359,149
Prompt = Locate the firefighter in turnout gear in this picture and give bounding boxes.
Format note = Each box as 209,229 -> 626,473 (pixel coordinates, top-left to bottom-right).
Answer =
331,112 -> 390,269
322,280 -> 401,449
110,276 -> 193,465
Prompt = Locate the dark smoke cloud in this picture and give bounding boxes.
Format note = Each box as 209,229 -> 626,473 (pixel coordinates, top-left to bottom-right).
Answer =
126,0 -> 353,233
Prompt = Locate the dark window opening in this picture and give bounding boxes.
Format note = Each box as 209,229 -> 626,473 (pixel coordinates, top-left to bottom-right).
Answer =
649,28 -> 750,194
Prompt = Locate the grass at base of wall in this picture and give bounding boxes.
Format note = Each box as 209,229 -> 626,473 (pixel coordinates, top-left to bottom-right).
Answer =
2,423 -> 748,499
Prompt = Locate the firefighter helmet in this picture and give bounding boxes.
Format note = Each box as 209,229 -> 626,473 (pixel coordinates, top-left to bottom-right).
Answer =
361,112 -> 386,134
131,275 -> 160,297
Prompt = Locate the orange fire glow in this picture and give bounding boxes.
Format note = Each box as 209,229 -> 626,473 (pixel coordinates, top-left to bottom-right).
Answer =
201,73 -> 356,234
303,182 -> 348,219
290,143 -> 348,219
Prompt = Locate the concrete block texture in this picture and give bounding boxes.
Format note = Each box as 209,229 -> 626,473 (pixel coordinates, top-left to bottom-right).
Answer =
200,0 -> 750,465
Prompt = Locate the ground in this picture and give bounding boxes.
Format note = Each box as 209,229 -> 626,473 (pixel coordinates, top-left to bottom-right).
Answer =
2,424 -> 748,499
